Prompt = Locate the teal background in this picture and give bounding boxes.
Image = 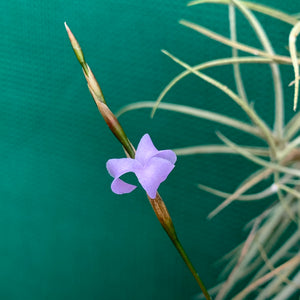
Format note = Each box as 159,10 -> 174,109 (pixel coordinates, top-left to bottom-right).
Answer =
0,1 -> 299,299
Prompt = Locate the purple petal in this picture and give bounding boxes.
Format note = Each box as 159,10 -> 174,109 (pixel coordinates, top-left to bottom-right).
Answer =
135,134 -> 159,165
154,150 -> 177,164
106,158 -> 139,195
106,158 -> 137,177
135,157 -> 175,198
111,178 -> 137,195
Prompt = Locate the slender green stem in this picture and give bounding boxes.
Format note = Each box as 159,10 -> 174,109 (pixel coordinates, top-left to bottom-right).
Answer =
148,194 -> 211,299
168,230 -> 212,300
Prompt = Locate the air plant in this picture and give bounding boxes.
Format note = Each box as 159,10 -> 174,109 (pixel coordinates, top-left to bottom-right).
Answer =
118,0 -> 300,299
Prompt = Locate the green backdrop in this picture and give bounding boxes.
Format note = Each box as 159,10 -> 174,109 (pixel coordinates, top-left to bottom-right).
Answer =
1,1 -> 299,299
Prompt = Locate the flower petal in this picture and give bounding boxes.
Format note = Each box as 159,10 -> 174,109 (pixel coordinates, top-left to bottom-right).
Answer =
111,178 -> 137,195
135,134 -> 159,165
106,158 -> 137,177
154,150 -> 177,164
135,157 -> 175,198
106,158 -> 139,195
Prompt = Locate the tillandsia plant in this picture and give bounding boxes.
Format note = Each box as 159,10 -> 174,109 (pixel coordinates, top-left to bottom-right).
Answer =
117,0 -> 300,299
64,24 -> 212,300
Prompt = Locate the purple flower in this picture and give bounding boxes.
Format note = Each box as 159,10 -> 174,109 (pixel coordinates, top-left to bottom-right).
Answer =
106,134 -> 177,198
